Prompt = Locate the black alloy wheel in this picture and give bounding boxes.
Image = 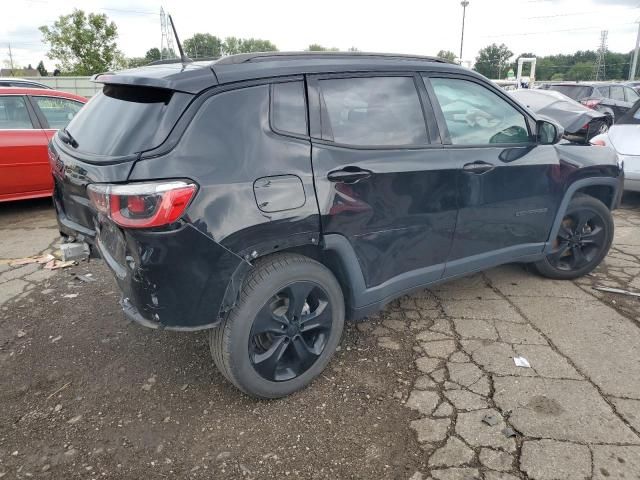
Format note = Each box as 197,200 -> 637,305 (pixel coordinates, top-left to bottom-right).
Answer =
249,282 -> 332,381
547,209 -> 607,271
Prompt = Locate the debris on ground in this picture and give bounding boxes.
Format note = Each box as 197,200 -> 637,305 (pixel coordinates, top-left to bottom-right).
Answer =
513,356 -> 531,368
8,253 -> 55,267
59,242 -> 90,262
16,329 -> 26,338
502,427 -> 517,438
44,259 -> 76,270
62,294 -> 78,299
482,413 -> 500,426
73,273 -> 96,283
593,285 -> 640,298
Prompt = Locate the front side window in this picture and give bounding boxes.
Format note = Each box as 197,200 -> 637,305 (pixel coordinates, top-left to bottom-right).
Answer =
624,87 -> 639,103
610,86 -> 625,101
271,81 -> 307,136
33,96 -> 83,129
0,96 -> 33,129
428,77 -> 530,145
318,76 -> 428,146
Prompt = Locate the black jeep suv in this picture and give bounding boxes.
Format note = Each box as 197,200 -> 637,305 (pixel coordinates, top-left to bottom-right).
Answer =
50,52 -> 622,398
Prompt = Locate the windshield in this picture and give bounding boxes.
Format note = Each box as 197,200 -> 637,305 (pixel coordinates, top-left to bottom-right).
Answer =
547,85 -> 593,100
65,84 -> 191,158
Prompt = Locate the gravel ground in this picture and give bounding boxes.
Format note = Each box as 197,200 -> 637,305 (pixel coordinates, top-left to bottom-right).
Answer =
1,194 -> 640,479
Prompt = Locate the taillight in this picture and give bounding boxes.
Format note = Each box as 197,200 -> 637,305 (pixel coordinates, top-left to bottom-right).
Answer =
87,181 -> 197,228
580,98 -> 602,109
590,139 -> 607,146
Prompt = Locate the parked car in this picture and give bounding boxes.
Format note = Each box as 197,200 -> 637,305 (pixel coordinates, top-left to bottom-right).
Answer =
543,82 -> 639,123
511,89 -> 609,143
625,81 -> 640,94
50,52 -> 622,398
0,77 -> 51,89
0,87 -> 86,202
591,99 -> 640,192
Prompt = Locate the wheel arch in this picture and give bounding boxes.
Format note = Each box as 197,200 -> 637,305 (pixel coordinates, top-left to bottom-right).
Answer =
544,176 -> 620,254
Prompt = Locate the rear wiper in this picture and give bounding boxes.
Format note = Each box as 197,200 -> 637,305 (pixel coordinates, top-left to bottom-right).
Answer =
60,128 -> 79,148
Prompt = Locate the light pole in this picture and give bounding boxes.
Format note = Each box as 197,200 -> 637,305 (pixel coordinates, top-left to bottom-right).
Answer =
459,1 -> 469,65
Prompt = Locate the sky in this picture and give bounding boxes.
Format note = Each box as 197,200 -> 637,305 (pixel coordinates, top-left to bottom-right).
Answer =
1,0 -> 639,71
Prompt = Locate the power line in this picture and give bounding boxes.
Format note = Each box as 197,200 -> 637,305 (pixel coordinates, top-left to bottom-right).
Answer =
481,22 -> 637,38
526,7 -> 639,20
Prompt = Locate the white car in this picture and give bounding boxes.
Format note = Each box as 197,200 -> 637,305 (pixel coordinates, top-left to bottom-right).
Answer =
591,100 -> 640,192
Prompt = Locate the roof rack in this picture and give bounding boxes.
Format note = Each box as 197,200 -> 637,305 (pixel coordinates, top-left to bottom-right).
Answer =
214,51 -> 454,66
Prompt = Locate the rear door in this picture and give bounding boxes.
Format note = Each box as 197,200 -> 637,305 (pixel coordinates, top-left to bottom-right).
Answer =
29,95 -> 84,142
309,73 -> 459,288
0,94 -> 50,201
423,74 -> 560,276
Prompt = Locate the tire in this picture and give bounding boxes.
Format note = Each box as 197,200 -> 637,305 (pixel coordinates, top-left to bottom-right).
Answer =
209,253 -> 345,399
532,194 -> 613,280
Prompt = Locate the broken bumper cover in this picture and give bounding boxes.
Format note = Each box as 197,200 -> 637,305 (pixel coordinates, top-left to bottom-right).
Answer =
95,221 -> 243,331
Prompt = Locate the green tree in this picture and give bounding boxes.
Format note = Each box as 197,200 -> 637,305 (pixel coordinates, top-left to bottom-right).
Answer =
566,62 -> 594,81
126,57 -> 148,68
550,73 -> 564,81
145,48 -> 161,62
474,43 -> 513,79
306,44 -> 339,52
36,60 -> 48,76
39,9 -> 121,75
184,33 -> 223,59
437,50 -> 457,62
222,37 -> 277,55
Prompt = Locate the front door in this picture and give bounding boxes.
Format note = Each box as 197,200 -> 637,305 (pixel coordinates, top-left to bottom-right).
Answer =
423,75 -> 561,277
309,74 -> 459,289
0,95 -> 50,201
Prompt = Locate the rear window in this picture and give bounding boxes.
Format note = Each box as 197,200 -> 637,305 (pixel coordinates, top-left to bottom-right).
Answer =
548,85 -> 593,100
64,84 -> 191,157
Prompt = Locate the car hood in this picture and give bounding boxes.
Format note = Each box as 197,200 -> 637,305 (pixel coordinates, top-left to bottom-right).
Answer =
608,125 -> 640,156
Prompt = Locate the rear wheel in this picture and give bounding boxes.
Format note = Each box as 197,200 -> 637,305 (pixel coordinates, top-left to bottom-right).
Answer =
209,253 -> 344,398
532,195 -> 613,280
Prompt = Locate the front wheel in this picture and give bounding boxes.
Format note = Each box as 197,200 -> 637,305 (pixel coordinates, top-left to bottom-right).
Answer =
532,195 -> 614,280
209,253 -> 344,398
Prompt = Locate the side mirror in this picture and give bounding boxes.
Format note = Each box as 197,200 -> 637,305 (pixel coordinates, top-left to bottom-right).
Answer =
537,119 -> 564,145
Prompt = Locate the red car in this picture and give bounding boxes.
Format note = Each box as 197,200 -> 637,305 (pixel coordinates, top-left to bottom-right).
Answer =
0,87 -> 86,202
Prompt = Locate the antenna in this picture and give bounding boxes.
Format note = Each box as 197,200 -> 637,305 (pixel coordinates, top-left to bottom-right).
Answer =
159,7 -> 176,60
593,30 -> 607,81
168,15 -> 192,64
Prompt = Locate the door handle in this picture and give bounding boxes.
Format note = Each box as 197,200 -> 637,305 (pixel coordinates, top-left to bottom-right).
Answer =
327,167 -> 372,183
463,161 -> 495,174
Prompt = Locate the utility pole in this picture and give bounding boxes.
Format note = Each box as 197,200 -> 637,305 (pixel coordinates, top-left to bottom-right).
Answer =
630,21 -> 640,81
459,1 -> 469,65
8,43 -> 15,76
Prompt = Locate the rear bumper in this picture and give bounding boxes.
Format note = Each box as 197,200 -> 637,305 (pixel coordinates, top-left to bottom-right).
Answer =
92,221 -> 244,330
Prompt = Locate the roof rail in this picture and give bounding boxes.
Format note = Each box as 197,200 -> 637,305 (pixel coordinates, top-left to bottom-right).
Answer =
214,51 -> 455,66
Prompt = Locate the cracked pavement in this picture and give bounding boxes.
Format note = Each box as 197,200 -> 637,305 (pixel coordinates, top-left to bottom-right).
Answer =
1,196 -> 640,479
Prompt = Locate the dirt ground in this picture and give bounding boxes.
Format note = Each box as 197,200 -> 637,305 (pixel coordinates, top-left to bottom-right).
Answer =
1,195 -> 640,480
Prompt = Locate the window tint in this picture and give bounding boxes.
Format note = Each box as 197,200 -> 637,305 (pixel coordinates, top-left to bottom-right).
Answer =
625,87 -> 640,103
271,81 -> 307,135
548,85 -> 593,100
0,96 -> 33,129
318,77 -> 428,146
65,84 -> 190,158
33,96 -> 83,129
610,86 -> 624,101
428,77 -> 530,145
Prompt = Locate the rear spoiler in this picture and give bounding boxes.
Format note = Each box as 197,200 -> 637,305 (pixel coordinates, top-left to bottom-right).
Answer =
91,65 -> 217,94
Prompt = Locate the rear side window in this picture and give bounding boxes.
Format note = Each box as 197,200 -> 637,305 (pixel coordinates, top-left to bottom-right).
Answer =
64,84 -> 191,158
271,81 -> 307,136
32,96 -> 83,129
318,76 -> 428,146
595,86 -> 609,97
0,96 -> 33,129
548,85 -> 593,100
429,77 -> 530,145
